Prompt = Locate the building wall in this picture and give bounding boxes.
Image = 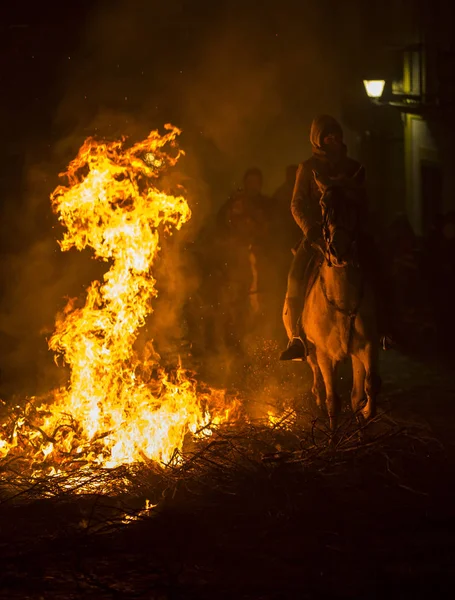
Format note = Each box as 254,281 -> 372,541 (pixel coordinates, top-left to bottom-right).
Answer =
404,114 -> 440,235
341,0 -> 454,232
369,0 -> 454,231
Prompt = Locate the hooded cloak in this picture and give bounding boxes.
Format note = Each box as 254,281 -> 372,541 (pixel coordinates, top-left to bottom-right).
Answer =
291,116 -> 365,239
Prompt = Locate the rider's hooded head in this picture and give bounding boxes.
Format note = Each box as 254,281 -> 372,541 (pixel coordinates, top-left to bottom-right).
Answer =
310,115 -> 346,163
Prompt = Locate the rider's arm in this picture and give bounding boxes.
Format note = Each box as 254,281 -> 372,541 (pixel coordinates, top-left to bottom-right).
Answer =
291,162 -> 321,240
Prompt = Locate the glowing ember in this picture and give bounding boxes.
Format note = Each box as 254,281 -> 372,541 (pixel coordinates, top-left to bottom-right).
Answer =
267,407 -> 296,430
0,124 -> 237,473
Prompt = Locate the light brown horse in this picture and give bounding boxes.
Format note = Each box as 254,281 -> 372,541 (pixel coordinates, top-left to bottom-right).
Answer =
299,169 -> 380,431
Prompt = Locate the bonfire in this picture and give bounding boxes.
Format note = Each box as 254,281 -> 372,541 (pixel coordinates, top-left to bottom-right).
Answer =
0,125 -> 238,477
0,124 -> 429,514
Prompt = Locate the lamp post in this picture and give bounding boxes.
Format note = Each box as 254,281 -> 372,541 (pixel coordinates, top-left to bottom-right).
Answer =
363,80 -> 386,102
360,79 -> 392,226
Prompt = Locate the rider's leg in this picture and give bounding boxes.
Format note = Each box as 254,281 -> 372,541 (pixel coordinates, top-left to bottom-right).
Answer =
280,242 -> 312,361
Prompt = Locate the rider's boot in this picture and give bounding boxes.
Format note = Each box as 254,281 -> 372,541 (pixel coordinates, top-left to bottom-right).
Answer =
279,297 -> 308,361
379,304 -> 400,350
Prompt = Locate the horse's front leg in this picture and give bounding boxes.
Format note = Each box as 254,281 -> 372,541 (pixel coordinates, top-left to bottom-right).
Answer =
358,345 -> 381,421
307,350 -> 325,411
350,354 -> 366,418
316,351 -> 340,432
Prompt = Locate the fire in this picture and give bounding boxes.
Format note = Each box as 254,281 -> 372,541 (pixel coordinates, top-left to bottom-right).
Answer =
0,124 -> 237,473
267,408 -> 296,430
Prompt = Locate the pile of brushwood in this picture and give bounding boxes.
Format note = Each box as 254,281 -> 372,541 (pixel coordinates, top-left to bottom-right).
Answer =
1,403 -> 451,599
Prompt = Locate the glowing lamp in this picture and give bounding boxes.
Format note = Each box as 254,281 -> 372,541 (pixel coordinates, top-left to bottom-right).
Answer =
363,80 -> 386,99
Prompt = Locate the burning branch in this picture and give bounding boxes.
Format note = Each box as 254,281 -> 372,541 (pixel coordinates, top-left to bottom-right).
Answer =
0,125 -> 237,476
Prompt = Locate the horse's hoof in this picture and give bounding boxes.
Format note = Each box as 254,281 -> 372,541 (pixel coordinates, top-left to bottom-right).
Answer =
355,412 -> 364,426
361,404 -> 375,421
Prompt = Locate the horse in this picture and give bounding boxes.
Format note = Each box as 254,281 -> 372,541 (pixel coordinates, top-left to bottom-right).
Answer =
298,169 -> 380,431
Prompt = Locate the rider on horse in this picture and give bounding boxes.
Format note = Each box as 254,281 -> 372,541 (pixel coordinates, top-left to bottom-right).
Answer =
280,115 -> 372,361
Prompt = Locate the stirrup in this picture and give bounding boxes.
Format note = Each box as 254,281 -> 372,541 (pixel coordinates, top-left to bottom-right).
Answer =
279,337 -> 308,361
381,334 -> 396,351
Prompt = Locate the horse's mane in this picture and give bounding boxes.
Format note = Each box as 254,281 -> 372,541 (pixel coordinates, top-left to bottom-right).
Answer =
322,185 -> 358,231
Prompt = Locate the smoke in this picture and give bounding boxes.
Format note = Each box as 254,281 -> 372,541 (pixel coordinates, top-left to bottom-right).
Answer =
53,0 -> 360,196
0,0 -> 364,399
0,156 -> 105,398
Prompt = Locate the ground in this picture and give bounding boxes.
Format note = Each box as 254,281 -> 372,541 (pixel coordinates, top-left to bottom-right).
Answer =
1,349 -> 455,599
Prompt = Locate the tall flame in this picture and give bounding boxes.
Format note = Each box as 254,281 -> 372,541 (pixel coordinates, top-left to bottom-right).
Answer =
0,124 -> 234,472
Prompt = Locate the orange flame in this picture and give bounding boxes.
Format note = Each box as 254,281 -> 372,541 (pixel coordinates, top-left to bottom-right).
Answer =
0,125 -> 237,473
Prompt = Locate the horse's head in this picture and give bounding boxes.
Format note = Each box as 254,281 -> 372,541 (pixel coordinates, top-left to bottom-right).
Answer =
313,167 -> 365,267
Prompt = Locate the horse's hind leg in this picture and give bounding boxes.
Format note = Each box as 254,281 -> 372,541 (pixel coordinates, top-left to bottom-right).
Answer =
351,354 -> 366,418
308,351 -> 325,410
317,351 -> 340,432
358,345 -> 381,421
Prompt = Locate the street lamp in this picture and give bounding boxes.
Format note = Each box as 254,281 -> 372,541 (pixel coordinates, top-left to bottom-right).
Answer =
363,80 -> 386,99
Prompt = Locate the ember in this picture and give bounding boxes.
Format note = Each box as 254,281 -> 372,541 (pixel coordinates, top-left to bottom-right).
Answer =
0,125 -> 238,475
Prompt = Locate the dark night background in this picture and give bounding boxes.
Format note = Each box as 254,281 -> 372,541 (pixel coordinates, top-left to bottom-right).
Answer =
1,0 -> 372,394
3,0 -> 454,396
1,1 -> 455,598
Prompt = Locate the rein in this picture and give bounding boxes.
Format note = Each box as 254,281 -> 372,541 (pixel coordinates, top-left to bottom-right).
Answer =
319,269 -> 364,352
320,197 -> 364,351
319,270 -> 364,318
321,205 -> 333,267
316,176 -> 366,351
